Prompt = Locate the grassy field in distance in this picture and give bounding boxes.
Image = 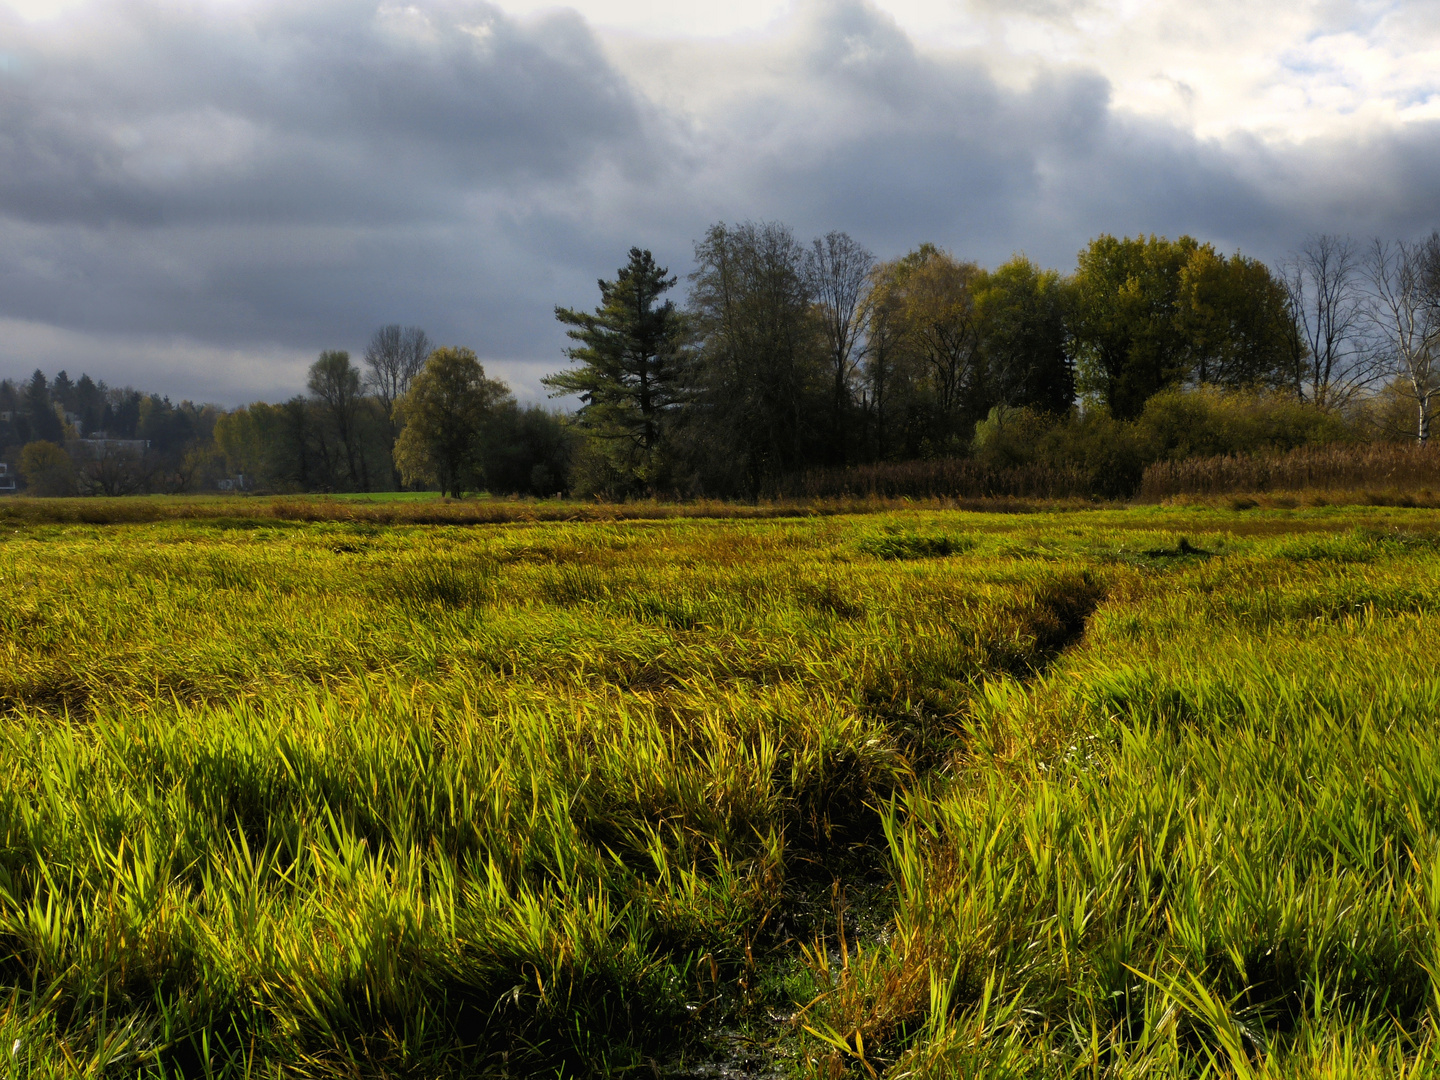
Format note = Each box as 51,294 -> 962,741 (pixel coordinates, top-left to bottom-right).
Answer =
3,505 -> 1440,1076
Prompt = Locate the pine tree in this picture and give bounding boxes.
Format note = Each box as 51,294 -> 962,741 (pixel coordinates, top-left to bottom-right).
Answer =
545,248 -> 686,489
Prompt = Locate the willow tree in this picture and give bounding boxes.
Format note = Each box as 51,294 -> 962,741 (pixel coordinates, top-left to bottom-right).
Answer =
1178,248 -> 1296,390
973,255 -> 1073,414
1069,234 -> 1200,419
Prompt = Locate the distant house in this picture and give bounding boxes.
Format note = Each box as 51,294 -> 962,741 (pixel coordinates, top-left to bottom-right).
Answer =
217,474 -> 250,492
70,437 -> 150,460
0,463 -> 15,494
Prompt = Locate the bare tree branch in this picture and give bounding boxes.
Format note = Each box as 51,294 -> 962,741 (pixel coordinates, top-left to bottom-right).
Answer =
805,232 -> 873,465
1280,235 -> 1376,408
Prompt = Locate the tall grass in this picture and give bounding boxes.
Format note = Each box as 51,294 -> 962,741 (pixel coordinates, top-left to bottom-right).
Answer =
0,512 -> 1105,1075
2,509 -> 1440,1075
798,519 -> 1440,1078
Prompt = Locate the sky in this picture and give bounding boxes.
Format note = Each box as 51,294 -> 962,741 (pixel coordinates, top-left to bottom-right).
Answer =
1,0 -> 1438,405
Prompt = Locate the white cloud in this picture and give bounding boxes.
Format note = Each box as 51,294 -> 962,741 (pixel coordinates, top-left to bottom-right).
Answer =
545,0 -> 1440,142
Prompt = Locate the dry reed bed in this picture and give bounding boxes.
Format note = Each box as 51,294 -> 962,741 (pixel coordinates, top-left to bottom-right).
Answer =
1141,441 -> 1440,499
789,458 -> 1094,500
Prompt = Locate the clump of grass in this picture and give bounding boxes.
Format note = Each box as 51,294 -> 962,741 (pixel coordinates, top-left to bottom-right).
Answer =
858,531 -> 976,560
385,552 -> 497,608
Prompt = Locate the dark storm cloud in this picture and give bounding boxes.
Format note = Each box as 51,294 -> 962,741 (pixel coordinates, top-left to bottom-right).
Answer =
0,0 -> 672,396
693,4 -> 1118,259
0,0 -> 1436,402
0,0 -> 655,226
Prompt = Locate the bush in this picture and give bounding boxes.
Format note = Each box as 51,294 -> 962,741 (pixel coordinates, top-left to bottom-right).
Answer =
1348,379 -> 1433,444
1134,385 -> 1351,460
971,389 -> 1355,500
1034,407 -> 1149,499
971,405 -> 1050,469
18,440 -> 77,496
568,435 -> 637,500
483,404 -> 575,496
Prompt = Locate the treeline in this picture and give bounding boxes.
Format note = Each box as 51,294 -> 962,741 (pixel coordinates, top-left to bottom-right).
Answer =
0,371 -> 221,495
3,226 -> 1436,500
0,331 -> 573,498
211,334 -> 571,498
549,225 -> 1439,498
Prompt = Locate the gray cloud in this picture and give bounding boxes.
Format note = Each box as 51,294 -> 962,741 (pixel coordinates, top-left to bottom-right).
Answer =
0,0 -> 1436,404
0,1 -> 657,227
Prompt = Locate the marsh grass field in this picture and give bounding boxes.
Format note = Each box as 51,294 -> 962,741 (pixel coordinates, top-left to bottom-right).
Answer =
4,500 -> 1440,1076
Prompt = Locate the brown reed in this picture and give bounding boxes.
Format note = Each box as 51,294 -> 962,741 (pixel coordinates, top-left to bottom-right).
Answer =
1140,441 -> 1440,500
786,458 -> 1095,501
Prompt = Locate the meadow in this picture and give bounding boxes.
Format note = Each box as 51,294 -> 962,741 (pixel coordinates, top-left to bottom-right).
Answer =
2,500 -> 1440,1076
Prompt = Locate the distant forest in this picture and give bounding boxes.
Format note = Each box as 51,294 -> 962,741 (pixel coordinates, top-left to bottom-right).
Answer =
3,225 -> 1438,500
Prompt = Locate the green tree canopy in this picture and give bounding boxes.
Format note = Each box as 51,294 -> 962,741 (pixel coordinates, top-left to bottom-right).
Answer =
862,244 -> 984,454
1179,248 -> 1297,390
973,255 -> 1073,414
1072,234 -> 1301,418
1070,234 -> 1200,419
25,370 -> 64,444
687,221 -> 826,493
307,349 -> 370,491
393,346 -> 511,497
887,244 -> 984,420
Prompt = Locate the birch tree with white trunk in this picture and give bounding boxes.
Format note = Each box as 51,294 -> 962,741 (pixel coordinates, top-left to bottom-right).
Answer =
1366,238 -> 1440,445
